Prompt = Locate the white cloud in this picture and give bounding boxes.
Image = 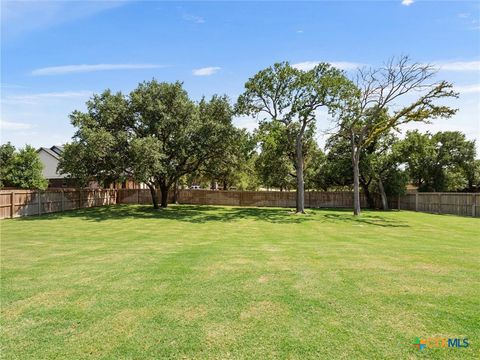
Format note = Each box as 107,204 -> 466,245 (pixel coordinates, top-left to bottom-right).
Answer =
433,61 -> 480,72
401,0 -> 414,6
0,83 -> 26,89
2,1 -> 128,39
3,91 -> 93,105
458,13 -> 470,19
182,14 -> 205,24
292,62 -> 316,71
0,120 -> 33,131
8,91 -> 93,100
292,61 -> 363,71
454,84 -> 480,94
32,63 -> 163,76
192,67 -> 221,76
233,116 -> 258,132
331,61 -> 364,71
296,30 -> 304,34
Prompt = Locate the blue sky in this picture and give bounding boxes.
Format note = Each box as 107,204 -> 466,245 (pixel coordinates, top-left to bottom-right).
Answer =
1,0 -> 479,151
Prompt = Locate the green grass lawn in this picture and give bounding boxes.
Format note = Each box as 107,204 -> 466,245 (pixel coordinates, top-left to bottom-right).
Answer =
1,205 -> 479,359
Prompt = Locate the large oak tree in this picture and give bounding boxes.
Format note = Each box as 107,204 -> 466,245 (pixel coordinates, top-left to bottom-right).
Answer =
236,62 -> 354,213
59,80 -> 235,208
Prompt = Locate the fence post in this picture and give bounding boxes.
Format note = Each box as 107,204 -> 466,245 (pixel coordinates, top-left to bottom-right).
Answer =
137,189 -> 140,204
397,195 -> 400,210
10,191 -> 14,218
61,189 -> 64,211
415,192 -> 418,212
38,191 -> 42,215
473,194 -> 477,217
438,193 -> 442,214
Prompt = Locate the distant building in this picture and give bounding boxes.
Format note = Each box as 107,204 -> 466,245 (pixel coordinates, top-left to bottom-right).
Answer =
37,145 -> 146,189
406,184 -> 419,193
36,146 -> 76,188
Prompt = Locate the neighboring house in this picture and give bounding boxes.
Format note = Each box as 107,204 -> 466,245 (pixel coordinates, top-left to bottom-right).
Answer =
109,178 -> 148,190
37,146 -> 146,189
406,184 -> 419,193
37,146 -> 77,188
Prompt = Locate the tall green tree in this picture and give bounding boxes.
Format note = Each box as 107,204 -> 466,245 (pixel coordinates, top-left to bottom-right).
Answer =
254,120 -> 321,191
366,133 -> 408,209
254,121 -> 296,191
60,80 -> 235,208
130,82 -> 234,207
322,133 -> 407,208
333,56 -> 458,215
466,159 -> 480,192
199,128 -> 256,190
398,130 -> 476,192
320,138 -> 354,191
303,145 -> 327,191
58,90 -> 133,188
0,144 -> 47,189
394,130 -> 434,190
236,62 -> 354,213
0,142 -> 16,188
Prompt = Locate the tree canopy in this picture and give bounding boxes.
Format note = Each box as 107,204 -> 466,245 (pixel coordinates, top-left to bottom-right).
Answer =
53,57 -> 477,215
397,130 -> 476,192
59,80 -> 236,208
236,61 -> 354,213
332,56 -> 458,215
0,143 -> 48,190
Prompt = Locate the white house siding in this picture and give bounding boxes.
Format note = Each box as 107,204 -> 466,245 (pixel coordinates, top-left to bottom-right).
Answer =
38,149 -> 65,179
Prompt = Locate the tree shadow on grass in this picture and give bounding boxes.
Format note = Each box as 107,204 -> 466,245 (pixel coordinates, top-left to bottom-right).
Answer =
16,204 -> 409,227
16,204 -> 312,224
321,213 -> 409,228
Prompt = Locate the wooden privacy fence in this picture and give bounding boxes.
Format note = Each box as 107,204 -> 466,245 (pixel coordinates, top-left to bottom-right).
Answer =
0,189 -> 479,219
398,192 -> 479,217
0,189 -> 117,219
117,189 -> 379,209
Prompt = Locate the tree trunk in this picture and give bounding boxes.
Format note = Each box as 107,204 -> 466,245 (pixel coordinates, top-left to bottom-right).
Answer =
295,134 -> 305,214
351,140 -> 361,216
147,184 -> 159,209
172,179 -> 179,204
159,181 -> 170,208
223,180 -> 227,190
378,177 -> 389,210
360,180 -> 374,209
467,179 -> 473,192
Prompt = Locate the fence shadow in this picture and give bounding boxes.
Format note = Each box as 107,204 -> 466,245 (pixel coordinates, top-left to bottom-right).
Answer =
16,204 -> 409,227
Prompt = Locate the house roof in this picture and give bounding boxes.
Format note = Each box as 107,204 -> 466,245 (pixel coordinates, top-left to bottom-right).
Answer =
51,145 -> 64,156
37,146 -> 64,160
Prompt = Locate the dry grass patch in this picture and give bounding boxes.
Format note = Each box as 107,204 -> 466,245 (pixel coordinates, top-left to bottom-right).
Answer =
2,290 -> 73,320
239,300 -> 286,320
